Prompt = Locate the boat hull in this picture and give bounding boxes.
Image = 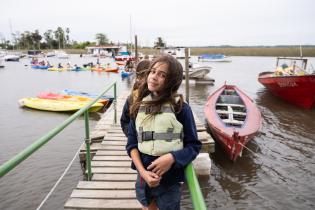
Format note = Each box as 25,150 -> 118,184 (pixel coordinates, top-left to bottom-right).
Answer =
19,98 -> 103,112
204,84 -> 261,161
258,72 -> 315,109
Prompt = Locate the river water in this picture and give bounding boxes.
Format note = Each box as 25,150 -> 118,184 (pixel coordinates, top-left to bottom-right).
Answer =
0,55 -> 314,210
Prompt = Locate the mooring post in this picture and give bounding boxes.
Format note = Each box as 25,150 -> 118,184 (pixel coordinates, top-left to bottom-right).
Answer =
185,48 -> 190,104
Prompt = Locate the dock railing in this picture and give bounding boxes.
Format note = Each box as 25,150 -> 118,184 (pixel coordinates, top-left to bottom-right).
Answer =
0,81 -> 117,179
0,81 -> 207,209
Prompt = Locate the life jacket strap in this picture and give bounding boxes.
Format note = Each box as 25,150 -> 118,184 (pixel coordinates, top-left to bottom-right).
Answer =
138,106 -> 174,114
138,127 -> 183,142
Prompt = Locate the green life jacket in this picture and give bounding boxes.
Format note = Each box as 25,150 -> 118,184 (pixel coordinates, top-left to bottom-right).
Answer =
136,95 -> 184,156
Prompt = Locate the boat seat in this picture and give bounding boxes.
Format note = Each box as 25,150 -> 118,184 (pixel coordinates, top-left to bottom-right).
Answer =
216,103 -> 245,108
222,119 -> 244,125
216,110 -> 246,116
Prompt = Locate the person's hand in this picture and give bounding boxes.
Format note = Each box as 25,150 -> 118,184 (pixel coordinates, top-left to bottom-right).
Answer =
140,170 -> 161,188
147,153 -> 175,176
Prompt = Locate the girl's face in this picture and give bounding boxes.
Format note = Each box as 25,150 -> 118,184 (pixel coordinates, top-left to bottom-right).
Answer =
147,62 -> 168,95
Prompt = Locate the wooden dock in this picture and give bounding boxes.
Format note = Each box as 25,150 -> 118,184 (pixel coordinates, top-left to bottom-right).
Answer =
65,91 -> 214,209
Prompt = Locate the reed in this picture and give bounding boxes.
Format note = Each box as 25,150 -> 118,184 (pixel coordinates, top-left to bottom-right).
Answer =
138,47 -> 315,57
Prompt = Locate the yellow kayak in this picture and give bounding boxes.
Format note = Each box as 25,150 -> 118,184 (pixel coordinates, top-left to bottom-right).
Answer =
48,67 -> 71,71
19,98 -> 103,112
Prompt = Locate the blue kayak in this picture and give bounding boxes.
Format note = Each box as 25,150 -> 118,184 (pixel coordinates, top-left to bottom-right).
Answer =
121,71 -> 133,78
61,89 -> 114,101
31,65 -> 50,69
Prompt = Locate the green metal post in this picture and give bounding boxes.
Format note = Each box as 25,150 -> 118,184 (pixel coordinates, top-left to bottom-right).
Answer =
114,83 -> 117,124
185,163 -> 207,210
84,111 -> 92,181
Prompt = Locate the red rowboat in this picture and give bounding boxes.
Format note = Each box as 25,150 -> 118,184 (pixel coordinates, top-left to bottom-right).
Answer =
204,84 -> 262,161
258,57 -> 315,109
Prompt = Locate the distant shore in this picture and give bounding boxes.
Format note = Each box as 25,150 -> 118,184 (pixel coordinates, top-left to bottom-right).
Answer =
139,47 -> 315,57
9,47 -> 315,57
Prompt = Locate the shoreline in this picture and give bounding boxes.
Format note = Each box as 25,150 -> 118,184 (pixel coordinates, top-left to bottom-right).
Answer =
6,47 -> 315,57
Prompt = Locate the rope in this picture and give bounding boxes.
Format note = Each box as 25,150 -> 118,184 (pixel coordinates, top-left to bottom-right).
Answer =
238,142 -> 259,158
36,142 -> 84,210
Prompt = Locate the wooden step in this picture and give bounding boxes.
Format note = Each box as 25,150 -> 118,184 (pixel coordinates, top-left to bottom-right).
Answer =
95,151 -> 127,156
64,198 -> 141,209
101,141 -> 127,146
93,156 -> 131,161
92,174 -> 137,181
92,161 -> 131,167
77,181 -> 135,190
71,189 -> 136,199
91,167 -> 136,174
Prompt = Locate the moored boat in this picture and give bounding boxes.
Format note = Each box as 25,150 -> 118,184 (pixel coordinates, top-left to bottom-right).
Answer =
204,84 -> 261,161
258,57 -> 315,109
37,92 -> 109,105
61,89 -> 114,101
198,54 -> 232,62
19,98 -> 103,112
0,57 -> 5,68
121,70 -> 133,78
183,66 -> 212,79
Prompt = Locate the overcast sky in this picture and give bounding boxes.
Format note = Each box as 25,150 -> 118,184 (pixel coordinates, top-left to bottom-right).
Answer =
1,0 -> 314,47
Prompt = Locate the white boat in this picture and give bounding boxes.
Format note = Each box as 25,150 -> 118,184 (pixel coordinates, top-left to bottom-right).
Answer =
4,54 -> 20,61
198,54 -> 232,62
0,57 -> 5,68
183,65 -> 212,79
56,50 -> 69,59
162,47 -> 190,59
46,51 -> 56,57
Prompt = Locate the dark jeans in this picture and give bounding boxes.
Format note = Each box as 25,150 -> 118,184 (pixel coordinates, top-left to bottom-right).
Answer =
135,175 -> 181,210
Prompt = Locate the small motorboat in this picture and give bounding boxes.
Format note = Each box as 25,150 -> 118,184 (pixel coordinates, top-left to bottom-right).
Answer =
204,84 -> 262,161
4,54 -> 20,62
183,66 -> 212,79
0,57 -> 5,68
198,54 -> 232,62
258,57 -> 315,109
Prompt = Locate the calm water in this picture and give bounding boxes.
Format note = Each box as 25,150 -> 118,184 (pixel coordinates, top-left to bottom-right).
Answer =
0,55 -> 314,210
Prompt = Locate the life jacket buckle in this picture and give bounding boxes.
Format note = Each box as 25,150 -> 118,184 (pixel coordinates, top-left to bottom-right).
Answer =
142,131 -> 154,141
145,106 -> 153,114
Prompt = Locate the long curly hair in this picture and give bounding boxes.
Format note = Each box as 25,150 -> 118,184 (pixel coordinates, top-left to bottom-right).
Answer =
130,54 -> 184,118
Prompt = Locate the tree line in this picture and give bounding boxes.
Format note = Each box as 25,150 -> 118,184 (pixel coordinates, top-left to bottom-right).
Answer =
0,26 -> 168,50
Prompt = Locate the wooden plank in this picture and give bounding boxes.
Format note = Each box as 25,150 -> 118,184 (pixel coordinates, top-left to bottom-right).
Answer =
92,174 -> 137,181
65,198 -> 141,209
92,161 -> 131,167
95,151 -> 127,156
91,167 -> 136,174
93,156 -> 131,161
101,141 -> 126,146
105,133 -> 126,137
92,145 -> 126,151
103,136 -> 127,141
77,181 -> 135,190
71,189 -> 136,199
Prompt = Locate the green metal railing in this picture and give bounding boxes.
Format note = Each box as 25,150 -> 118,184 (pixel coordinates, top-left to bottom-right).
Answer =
0,80 -> 207,209
0,82 -> 117,179
185,163 -> 207,210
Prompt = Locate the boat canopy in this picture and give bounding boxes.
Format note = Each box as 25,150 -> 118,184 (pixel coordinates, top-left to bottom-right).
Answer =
199,54 -> 225,59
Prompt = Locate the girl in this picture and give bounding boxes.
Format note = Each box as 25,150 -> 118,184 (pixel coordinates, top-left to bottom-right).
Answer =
120,59 -> 151,136
126,55 -> 201,210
